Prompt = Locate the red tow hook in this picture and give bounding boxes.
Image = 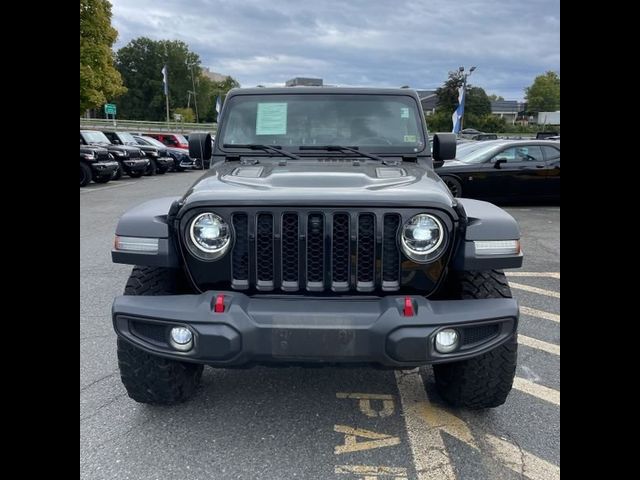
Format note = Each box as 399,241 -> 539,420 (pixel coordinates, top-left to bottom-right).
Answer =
214,294 -> 225,313
403,296 -> 415,316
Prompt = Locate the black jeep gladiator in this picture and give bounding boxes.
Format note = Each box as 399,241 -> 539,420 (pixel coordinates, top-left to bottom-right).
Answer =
80,145 -> 118,187
111,87 -> 523,409
81,130 -> 149,179
102,131 -> 174,176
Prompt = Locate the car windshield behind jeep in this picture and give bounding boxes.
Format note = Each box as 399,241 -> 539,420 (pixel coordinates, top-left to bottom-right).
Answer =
82,131 -> 112,145
117,132 -> 138,145
218,94 -> 425,154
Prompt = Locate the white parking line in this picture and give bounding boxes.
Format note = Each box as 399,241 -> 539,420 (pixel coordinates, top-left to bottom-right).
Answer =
510,282 -> 560,299
513,377 -> 560,406
520,306 -> 559,323
395,369 -> 560,480
519,335 -> 560,355
394,369 -> 456,480
506,272 -> 560,279
80,181 -> 139,193
484,434 -> 560,480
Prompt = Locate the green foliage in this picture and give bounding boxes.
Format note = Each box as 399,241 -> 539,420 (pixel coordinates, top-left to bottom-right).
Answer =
525,71 -> 560,114
80,0 -> 126,114
115,37 -> 240,122
488,94 -> 505,101
435,71 -> 491,117
174,108 -> 195,123
425,110 -> 454,133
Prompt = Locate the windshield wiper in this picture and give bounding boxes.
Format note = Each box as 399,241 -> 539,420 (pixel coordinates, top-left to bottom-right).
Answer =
299,145 -> 385,162
223,144 -> 301,160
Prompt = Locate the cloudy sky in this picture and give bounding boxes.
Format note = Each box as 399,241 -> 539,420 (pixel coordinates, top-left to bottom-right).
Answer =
110,0 -> 559,101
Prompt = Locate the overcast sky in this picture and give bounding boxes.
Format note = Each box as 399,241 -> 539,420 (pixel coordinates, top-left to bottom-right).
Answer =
110,0 -> 559,101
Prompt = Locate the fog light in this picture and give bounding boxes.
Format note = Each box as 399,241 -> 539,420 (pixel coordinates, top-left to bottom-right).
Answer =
435,329 -> 459,353
170,327 -> 193,351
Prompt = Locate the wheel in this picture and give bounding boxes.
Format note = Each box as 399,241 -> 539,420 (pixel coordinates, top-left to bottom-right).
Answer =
112,165 -> 123,180
442,176 -> 462,198
203,159 -> 211,169
433,270 -> 517,409
93,176 -> 111,184
157,166 -> 168,174
118,266 -> 203,405
128,171 -> 144,178
144,159 -> 158,176
80,162 -> 92,187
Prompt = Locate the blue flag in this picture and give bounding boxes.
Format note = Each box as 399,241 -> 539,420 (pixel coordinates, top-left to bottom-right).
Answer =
451,86 -> 465,133
161,65 -> 168,96
215,95 -> 222,115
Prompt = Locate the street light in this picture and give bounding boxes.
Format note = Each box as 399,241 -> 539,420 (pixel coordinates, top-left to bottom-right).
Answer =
458,65 -> 477,130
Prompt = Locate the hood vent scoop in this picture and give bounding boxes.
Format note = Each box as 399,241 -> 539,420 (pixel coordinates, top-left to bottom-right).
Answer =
376,167 -> 406,178
231,166 -> 264,178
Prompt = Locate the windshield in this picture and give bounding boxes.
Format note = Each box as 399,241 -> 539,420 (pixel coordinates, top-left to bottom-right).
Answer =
140,136 -> 166,148
456,143 -> 504,163
117,132 -> 137,144
82,131 -> 111,144
218,94 -> 425,153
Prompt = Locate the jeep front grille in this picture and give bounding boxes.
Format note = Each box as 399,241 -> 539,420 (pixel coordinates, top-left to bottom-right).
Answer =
230,211 -> 403,293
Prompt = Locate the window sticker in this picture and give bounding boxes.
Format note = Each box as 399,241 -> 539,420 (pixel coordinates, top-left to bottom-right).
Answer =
256,103 -> 288,135
400,107 -> 410,118
403,135 -> 417,142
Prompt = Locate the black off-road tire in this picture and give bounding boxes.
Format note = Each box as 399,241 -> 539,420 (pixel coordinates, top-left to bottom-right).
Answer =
117,266 -> 203,405
433,270 -> 517,409
112,165 -> 123,180
80,162 -> 92,187
442,176 -> 462,198
93,174 -> 111,184
144,159 -> 158,176
128,170 -> 144,178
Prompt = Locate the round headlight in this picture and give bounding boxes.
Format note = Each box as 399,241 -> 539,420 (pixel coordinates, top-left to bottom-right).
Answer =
188,213 -> 231,260
400,214 -> 445,262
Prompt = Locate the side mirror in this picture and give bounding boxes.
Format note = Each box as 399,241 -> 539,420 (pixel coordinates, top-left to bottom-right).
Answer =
432,133 -> 456,162
189,132 -> 212,160
494,158 -> 507,168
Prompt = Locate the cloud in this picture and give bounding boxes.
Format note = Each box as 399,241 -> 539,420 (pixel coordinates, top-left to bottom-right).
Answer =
110,0 -> 559,101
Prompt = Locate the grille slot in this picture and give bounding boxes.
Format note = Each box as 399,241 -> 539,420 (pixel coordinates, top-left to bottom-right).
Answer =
256,214 -> 274,290
331,213 -> 350,291
130,321 -> 166,344
306,213 -> 325,291
357,213 -> 376,291
231,214 -> 249,289
281,213 -> 299,290
382,214 -> 401,290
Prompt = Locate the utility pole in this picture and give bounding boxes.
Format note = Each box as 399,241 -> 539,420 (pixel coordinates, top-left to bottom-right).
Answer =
188,63 -> 199,123
458,66 -> 476,130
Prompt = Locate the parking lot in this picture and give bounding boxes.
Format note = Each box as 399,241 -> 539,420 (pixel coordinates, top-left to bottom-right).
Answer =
80,171 -> 559,480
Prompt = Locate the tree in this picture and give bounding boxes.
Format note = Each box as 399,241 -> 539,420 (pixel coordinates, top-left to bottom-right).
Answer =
173,108 -> 195,123
435,71 -> 491,117
116,38 -> 240,122
80,0 -> 126,114
525,71 -> 560,114
488,94 -> 505,101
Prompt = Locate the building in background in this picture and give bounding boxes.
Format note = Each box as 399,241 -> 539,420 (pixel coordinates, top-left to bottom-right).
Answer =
285,77 -> 323,87
202,67 -> 231,83
416,90 -> 438,116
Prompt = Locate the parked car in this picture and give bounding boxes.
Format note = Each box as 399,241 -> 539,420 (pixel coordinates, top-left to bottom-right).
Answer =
436,139 -> 560,200
80,130 -> 149,179
145,132 -> 189,150
535,132 -> 559,140
111,86 -> 523,409
80,146 -> 118,187
102,131 -> 173,176
133,135 -> 192,171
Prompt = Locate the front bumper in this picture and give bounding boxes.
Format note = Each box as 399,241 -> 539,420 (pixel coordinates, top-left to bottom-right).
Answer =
155,156 -> 173,168
90,160 -> 119,177
122,158 -> 149,172
113,292 -> 518,367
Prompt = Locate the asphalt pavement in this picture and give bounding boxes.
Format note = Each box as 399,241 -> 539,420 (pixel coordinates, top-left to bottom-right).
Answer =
80,171 -> 559,480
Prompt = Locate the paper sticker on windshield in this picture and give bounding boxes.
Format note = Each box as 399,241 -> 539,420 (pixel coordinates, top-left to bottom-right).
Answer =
403,135 -> 417,142
256,103 -> 287,135
400,107 -> 410,118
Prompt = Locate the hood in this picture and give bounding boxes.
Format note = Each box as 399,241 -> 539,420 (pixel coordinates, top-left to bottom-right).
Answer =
180,159 -> 454,209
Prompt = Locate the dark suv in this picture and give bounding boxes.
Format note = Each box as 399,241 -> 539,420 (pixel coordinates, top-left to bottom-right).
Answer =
80,130 -> 149,179
111,87 -> 523,409
80,145 -> 118,187
102,131 -> 174,176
